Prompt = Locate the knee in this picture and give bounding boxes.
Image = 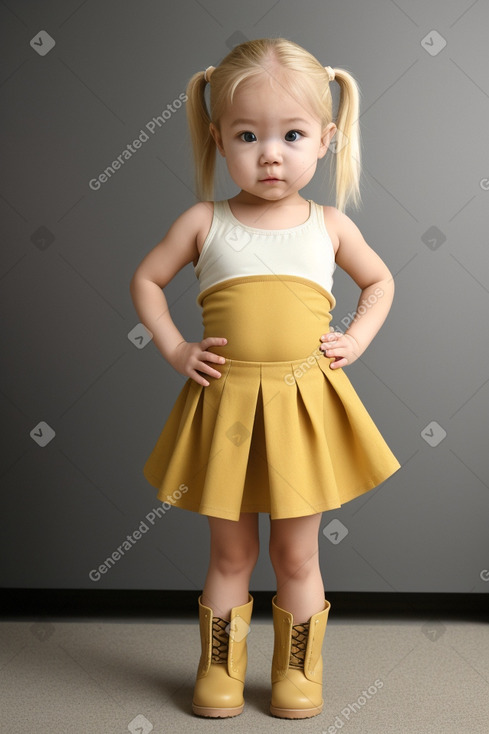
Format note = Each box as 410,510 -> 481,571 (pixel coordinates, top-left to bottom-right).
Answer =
269,539 -> 318,579
211,537 -> 259,576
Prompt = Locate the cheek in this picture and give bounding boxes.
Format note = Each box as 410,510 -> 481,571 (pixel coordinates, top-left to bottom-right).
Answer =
228,148 -> 253,169
298,145 -> 320,168
296,154 -> 312,170
224,154 -> 251,183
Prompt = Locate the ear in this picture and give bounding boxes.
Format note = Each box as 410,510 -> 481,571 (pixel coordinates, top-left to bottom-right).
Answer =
318,122 -> 337,159
209,122 -> 225,157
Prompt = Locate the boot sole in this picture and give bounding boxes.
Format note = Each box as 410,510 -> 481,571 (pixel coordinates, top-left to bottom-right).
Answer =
192,702 -> 244,718
270,703 -> 323,719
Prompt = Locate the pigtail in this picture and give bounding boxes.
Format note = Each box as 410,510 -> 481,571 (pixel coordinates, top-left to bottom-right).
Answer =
330,68 -> 361,213
185,71 -> 216,200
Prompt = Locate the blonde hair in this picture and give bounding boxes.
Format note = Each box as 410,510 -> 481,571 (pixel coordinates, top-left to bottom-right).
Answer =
186,37 -> 361,213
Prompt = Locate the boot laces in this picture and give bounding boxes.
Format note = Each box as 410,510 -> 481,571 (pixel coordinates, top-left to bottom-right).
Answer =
211,617 -> 229,664
289,621 -> 310,669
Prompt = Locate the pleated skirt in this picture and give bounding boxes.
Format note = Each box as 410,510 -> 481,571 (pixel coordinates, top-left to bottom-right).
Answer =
143,275 -> 401,521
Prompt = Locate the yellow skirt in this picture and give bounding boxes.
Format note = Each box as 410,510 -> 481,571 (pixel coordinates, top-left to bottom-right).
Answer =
143,275 -> 401,521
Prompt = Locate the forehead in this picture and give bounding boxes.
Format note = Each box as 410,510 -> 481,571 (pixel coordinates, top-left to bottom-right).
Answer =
223,73 -> 320,125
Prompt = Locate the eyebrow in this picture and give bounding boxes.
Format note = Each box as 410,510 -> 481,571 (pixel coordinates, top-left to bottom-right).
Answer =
229,117 -> 312,127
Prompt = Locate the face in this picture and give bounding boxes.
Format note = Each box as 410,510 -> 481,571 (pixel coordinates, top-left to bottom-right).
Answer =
209,73 -> 336,204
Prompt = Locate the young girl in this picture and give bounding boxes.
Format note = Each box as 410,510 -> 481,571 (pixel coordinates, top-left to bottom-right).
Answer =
130,37 -> 401,720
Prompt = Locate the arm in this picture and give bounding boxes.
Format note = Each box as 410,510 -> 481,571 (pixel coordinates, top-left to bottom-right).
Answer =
130,204 -> 202,361
130,202 -> 226,385
321,209 -> 395,369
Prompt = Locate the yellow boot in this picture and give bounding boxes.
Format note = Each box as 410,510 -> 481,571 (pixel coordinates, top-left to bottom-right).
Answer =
270,594 -> 331,719
192,593 -> 253,718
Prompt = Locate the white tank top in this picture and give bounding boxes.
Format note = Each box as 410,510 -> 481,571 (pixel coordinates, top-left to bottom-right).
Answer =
194,199 -> 336,298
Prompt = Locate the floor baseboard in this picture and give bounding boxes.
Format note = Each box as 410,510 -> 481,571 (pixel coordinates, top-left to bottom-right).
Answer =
1,589 -> 488,620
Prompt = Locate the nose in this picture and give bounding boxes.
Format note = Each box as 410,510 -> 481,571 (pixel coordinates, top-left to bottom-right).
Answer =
259,139 -> 282,166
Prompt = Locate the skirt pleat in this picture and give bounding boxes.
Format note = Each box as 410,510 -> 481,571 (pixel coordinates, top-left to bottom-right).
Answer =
143,351 -> 401,521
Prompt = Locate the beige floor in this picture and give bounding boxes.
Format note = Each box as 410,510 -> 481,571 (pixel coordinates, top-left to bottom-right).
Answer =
1,614 -> 488,733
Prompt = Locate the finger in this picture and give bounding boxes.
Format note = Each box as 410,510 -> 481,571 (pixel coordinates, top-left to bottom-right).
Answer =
322,335 -> 342,349
197,357 -> 224,379
329,357 -> 347,369
323,345 -> 340,357
202,336 -> 228,347
194,370 -> 211,387
203,351 -> 226,364
195,363 -> 224,385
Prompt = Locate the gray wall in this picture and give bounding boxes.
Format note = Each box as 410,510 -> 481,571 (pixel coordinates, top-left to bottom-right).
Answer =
1,0 -> 488,593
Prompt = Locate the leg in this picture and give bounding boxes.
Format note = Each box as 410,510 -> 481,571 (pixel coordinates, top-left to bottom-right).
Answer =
268,513 -> 330,719
193,512 -> 258,718
269,512 -> 324,623
201,511 -> 259,619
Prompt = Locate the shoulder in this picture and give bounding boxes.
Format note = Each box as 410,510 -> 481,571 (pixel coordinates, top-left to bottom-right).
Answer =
168,201 -> 215,257
130,202 -> 216,287
321,208 -> 392,288
321,205 -> 368,255
320,205 -> 342,256
172,201 -> 214,233
184,201 -> 215,252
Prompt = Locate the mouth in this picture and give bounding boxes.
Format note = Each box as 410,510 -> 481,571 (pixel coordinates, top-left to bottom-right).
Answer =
260,177 -> 282,182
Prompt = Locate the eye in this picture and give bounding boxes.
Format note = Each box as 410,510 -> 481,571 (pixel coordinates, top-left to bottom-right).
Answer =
285,130 -> 302,142
239,131 -> 256,142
